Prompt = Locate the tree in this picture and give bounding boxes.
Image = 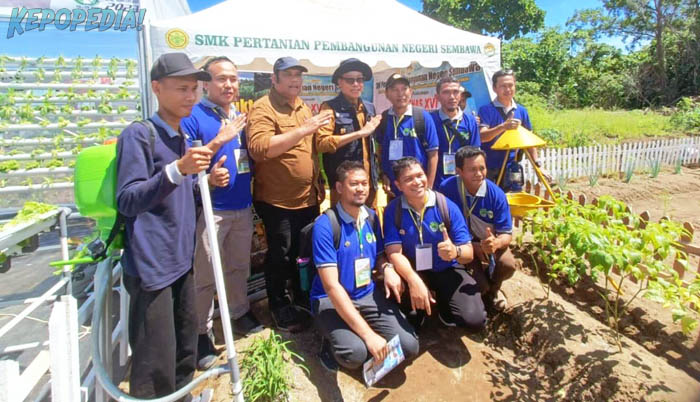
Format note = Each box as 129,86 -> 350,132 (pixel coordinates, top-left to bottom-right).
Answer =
568,0 -> 688,103
422,0 -> 545,40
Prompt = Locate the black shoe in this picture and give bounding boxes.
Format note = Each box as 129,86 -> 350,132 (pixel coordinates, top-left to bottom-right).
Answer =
438,312 -> 457,327
318,338 -> 339,373
233,311 -> 264,336
271,304 -> 310,333
197,333 -> 217,370
406,310 -> 426,332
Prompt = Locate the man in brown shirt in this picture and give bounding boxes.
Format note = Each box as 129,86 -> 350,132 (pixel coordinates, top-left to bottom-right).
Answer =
247,56 -> 334,332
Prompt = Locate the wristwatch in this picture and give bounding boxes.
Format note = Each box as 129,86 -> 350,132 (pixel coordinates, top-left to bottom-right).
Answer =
456,245 -> 462,259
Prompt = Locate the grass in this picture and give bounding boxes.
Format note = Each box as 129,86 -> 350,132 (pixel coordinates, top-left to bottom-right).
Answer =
528,107 -> 682,147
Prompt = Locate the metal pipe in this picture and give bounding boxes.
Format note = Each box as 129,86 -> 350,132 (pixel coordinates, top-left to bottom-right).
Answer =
58,208 -> 72,295
193,140 -> 244,402
91,258 -> 231,402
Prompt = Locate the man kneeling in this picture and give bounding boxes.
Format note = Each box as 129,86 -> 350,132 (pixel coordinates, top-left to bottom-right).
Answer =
311,161 -> 419,371
383,157 -> 486,330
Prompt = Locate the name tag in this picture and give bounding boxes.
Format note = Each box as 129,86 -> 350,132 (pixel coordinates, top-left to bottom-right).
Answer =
415,244 -> 433,271
235,149 -> 250,174
355,257 -> 372,287
389,140 -> 403,161
443,153 -> 456,175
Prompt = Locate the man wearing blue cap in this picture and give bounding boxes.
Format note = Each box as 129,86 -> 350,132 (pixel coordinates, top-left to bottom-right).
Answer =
247,57 -> 335,332
117,52 -> 217,399
316,58 -> 382,208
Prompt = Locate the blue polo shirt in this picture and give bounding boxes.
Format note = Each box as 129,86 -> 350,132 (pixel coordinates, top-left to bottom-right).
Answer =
478,100 -> 532,171
383,190 -> 471,272
182,98 -> 252,211
439,176 -> 512,241
378,105 -> 439,196
430,108 -> 481,188
310,205 -> 384,304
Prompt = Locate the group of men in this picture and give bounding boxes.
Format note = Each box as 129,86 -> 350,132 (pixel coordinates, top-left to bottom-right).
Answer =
116,52 -> 536,399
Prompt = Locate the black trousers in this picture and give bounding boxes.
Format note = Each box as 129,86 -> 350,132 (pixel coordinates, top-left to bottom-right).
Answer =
402,267 -> 487,331
254,201 -> 319,310
124,269 -> 197,400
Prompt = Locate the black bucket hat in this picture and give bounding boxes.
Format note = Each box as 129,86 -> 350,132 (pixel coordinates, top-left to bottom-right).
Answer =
332,58 -> 372,85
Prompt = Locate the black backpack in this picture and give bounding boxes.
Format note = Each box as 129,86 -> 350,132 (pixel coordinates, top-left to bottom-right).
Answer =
377,106 -> 428,150
393,191 -> 452,237
298,205 -> 377,291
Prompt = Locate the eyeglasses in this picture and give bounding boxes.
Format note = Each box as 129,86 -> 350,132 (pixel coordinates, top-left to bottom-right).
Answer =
340,77 -> 364,85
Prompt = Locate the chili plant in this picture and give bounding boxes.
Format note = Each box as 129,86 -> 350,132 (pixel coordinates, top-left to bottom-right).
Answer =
523,195 -> 697,351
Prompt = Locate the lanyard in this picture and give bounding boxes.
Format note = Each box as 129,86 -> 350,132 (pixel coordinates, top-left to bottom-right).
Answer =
392,115 -> 404,140
355,220 -> 365,257
458,180 -> 479,219
442,119 -> 458,153
407,195 -> 428,245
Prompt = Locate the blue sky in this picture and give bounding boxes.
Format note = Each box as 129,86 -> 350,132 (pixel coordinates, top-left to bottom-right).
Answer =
0,0 -> 624,59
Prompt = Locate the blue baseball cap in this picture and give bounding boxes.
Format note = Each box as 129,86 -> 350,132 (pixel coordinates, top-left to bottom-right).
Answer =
273,57 -> 308,74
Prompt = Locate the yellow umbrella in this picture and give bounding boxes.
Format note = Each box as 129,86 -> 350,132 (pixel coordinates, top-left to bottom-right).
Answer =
490,126 -> 555,200
491,126 -> 546,150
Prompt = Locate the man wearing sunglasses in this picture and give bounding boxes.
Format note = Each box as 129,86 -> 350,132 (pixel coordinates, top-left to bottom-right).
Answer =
317,58 -> 383,208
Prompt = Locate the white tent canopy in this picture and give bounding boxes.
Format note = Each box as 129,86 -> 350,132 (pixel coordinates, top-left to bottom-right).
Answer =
142,0 -> 501,114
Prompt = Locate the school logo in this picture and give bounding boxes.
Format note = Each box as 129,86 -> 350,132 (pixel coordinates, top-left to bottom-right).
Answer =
479,208 -> 494,219
484,43 -> 496,57
401,127 -> 417,138
365,232 -> 374,243
459,131 -> 471,141
166,28 -> 189,50
429,221 -> 439,232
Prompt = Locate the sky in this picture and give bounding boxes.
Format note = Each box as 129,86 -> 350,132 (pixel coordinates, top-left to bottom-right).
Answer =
0,0 -> 625,59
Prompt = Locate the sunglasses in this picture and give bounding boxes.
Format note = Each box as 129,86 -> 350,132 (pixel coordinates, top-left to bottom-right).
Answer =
340,77 -> 365,85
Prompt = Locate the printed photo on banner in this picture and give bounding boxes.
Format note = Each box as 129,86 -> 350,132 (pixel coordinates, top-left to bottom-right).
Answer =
373,61 -> 491,114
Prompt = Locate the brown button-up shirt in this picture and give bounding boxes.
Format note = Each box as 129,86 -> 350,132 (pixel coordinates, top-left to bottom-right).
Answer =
247,87 -> 337,209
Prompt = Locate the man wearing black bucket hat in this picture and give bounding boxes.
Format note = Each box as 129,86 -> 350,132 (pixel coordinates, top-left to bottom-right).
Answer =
116,52 -> 214,399
316,58 -> 382,208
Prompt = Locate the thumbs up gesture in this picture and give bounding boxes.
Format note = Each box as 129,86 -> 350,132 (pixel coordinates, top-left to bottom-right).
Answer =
437,225 -> 458,262
208,155 -> 230,188
482,227 -> 498,254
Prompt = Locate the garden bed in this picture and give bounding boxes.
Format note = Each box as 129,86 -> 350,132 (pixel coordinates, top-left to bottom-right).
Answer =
179,168 -> 700,401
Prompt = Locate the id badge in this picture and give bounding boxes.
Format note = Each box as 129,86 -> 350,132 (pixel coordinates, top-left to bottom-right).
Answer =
389,140 -> 403,161
415,244 -> 433,271
443,153 -> 456,175
355,257 -> 372,287
234,149 -> 250,174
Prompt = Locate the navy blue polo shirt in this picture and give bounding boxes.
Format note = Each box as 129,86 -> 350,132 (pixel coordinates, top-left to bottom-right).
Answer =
182,99 -> 252,211
378,105 -> 439,196
383,190 -> 471,272
478,100 -> 532,170
310,205 -> 384,303
116,113 -> 196,291
439,176 -> 512,241
430,108 -> 481,188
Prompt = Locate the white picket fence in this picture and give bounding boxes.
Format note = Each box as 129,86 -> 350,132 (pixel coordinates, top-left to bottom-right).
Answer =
521,137 -> 700,183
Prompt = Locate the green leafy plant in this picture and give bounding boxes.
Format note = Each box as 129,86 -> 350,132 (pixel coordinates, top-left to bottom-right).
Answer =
0,201 -> 56,232
240,331 -> 307,402
588,166 -> 601,187
523,195 -> 698,351
623,160 -> 635,183
674,156 -> 683,174
0,160 -> 20,173
648,159 -> 661,178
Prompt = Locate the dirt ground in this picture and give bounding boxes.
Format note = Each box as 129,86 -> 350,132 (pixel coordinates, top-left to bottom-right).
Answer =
190,168 -> 700,402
